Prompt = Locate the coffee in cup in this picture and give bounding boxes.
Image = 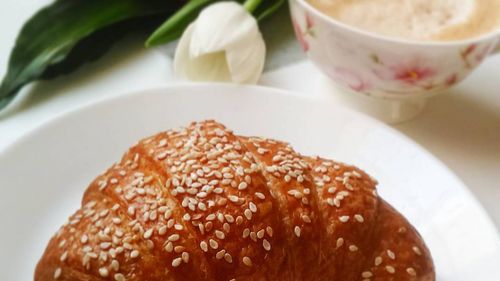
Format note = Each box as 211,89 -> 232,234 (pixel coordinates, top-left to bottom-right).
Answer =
307,0 -> 500,41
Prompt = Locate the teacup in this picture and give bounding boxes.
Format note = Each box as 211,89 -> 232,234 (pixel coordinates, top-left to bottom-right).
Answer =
289,0 -> 500,123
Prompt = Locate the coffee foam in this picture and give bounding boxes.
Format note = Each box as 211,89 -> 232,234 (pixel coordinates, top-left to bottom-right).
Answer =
308,0 -> 500,41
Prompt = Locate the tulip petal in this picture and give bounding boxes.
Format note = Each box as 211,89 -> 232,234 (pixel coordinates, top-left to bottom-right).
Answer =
174,23 -> 231,81
173,2 -> 266,83
190,2 -> 259,56
225,34 -> 266,83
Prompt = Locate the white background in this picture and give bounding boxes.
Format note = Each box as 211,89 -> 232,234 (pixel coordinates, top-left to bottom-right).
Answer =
0,0 -> 499,231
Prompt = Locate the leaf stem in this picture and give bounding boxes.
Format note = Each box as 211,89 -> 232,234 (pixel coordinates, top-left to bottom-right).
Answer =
145,0 -> 212,47
255,0 -> 285,21
243,0 -> 263,13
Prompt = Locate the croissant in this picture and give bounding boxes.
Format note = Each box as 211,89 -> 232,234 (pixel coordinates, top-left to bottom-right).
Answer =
35,120 -> 434,281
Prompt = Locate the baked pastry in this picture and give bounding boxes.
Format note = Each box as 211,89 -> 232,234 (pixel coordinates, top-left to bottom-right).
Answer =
35,120 -> 434,281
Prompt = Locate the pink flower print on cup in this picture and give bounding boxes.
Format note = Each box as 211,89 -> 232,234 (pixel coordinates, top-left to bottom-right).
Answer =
460,44 -> 480,68
292,13 -> 314,52
292,19 -> 309,51
372,56 -> 436,87
392,64 -> 436,85
444,73 -> 459,87
305,12 -> 314,29
372,58 -> 438,91
460,43 -> 495,69
329,66 -> 371,92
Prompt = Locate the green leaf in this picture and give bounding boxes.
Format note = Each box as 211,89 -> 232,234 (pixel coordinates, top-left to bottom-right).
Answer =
145,0 -> 285,48
145,0 -> 214,47
0,0 -> 182,111
243,0 -> 263,13
254,0 -> 286,21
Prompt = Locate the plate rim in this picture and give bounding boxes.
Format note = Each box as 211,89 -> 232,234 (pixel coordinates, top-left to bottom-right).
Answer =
0,82 -> 494,211
2,82 -> 498,225
2,81 -> 497,230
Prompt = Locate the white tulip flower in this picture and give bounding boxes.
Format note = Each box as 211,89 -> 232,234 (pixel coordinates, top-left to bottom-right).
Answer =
174,2 -> 266,84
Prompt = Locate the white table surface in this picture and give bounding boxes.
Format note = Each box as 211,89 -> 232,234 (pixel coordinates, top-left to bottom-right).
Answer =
1,0 -> 499,232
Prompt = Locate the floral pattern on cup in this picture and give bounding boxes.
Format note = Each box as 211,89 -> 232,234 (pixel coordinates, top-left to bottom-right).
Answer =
373,57 -> 435,87
460,43 -> 496,69
289,0 -> 500,98
370,55 -> 468,92
326,66 -> 371,92
292,13 -> 314,51
371,57 -> 449,92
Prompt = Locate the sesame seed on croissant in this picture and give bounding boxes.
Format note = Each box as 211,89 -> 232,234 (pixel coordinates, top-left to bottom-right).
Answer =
35,120 -> 434,281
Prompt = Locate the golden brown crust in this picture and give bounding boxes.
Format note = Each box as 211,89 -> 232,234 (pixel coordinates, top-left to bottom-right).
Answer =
35,120 -> 434,281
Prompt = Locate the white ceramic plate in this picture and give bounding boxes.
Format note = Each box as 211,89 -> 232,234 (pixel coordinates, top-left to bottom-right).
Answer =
0,84 -> 499,280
